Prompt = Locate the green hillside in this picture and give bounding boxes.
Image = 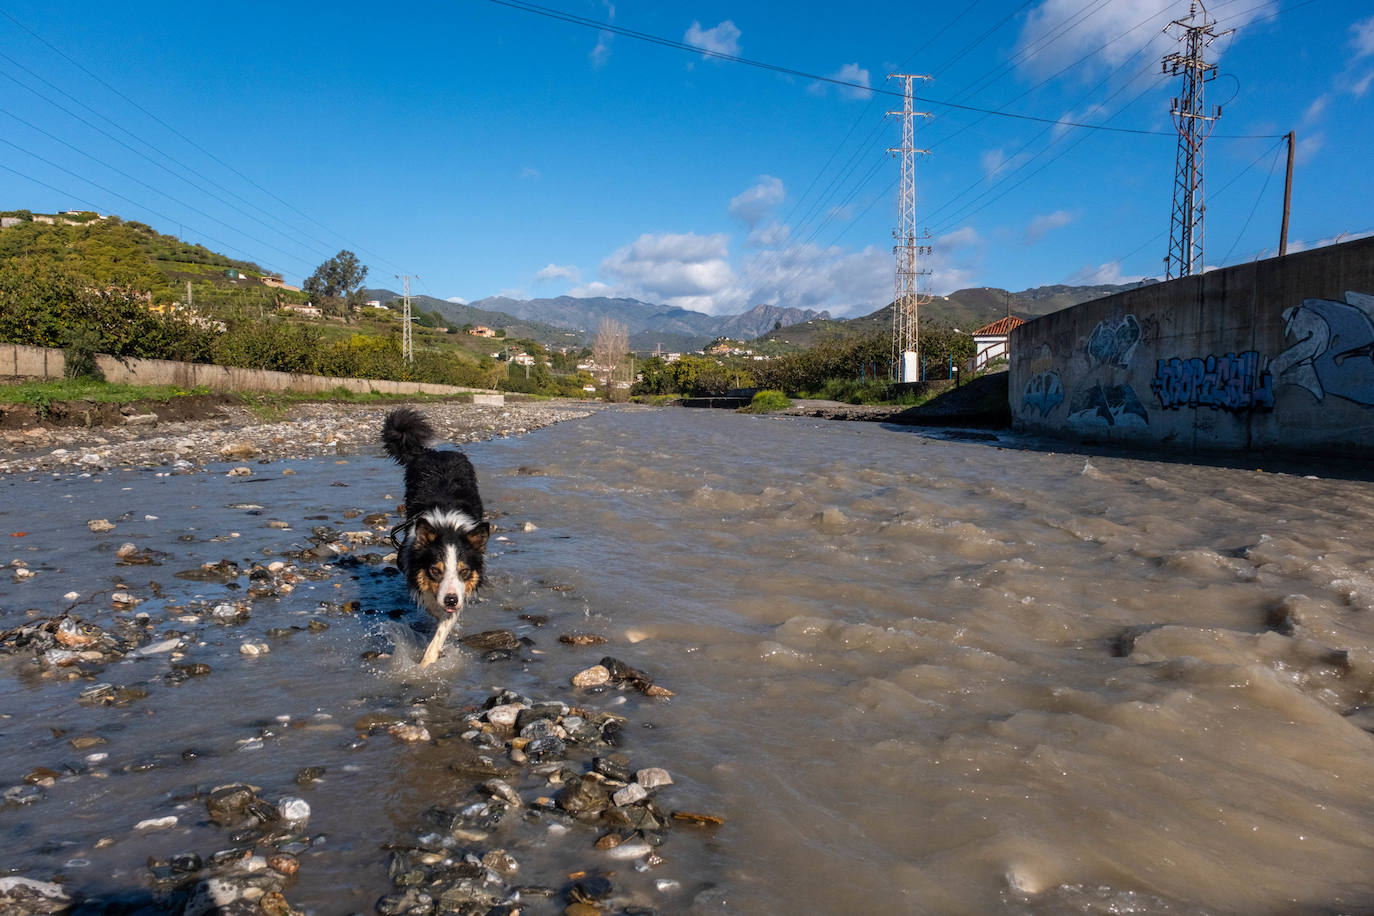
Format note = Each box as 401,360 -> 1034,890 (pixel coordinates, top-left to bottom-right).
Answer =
0,210 -> 296,311
757,280 -> 1154,351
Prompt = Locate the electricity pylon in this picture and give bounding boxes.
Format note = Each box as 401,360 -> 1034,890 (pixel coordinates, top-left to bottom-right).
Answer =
887,73 -> 932,383
1163,1 -> 1229,279
395,274 -> 416,362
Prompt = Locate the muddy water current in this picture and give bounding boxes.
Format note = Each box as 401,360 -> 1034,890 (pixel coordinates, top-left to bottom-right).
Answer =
4,406 -> 1374,914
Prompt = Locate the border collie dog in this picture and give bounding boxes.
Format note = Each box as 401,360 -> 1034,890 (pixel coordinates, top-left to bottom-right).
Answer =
381,408 -> 490,667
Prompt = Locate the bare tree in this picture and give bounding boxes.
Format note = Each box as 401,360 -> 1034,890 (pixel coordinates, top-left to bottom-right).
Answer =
591,317 -> 629,401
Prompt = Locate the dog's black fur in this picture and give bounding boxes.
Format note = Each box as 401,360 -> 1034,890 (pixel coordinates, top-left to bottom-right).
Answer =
381,407 -> 490,666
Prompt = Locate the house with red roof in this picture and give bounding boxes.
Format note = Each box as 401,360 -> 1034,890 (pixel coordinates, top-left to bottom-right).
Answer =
970,316 -> 1026,371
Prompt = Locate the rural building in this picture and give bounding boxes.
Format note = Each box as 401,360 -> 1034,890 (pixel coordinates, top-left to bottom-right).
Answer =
261,276 -> 301,292
468,326 -> 497,337
971,316 -> 1026,370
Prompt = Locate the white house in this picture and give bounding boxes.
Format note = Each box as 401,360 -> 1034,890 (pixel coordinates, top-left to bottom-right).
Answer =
970,316 -> 1025,370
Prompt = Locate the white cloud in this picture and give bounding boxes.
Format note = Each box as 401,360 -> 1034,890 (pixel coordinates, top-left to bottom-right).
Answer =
1015,0 -> 1275,79
684,20 -> 741,58
446,296 -> 468,305
1053,103 -> 1108,141
746,221 -> 790,248
1353,14 -> 1374,58
979,147 -> 1034,181
1352,71 -> 1374,98
1066,260 -> 1148,285
1297,131 -> 1325,163
819,62 -> 872,99
535,263 -> 580,284
1024,210 -> 1076,245
1285,230 -> 1374,254
729,175 -> 785,227
567,280 -> 616,298
739,242 -> 888,315
596,232 -> 739,311
1302,94 -> 1329,126
519,166 -> 541,180
590,0 -> 615,68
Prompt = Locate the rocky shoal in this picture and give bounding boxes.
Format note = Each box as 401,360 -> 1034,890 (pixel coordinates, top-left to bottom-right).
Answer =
0,400 -> 603,475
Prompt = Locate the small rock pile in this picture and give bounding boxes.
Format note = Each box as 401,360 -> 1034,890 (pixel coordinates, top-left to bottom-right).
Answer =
136,783 -> 313,916
374,683 -> 722,916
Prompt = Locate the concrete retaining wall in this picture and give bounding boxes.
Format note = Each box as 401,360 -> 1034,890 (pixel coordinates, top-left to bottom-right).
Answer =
1009,235 -> 1374,455
0,343 -> 499,400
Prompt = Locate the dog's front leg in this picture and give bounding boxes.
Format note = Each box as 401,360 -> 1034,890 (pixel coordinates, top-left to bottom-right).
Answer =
419,613 -> 459,668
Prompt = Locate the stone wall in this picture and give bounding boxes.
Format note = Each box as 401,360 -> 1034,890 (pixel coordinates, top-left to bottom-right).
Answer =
0,343 -> 499,400
1009,235 -> 1374,455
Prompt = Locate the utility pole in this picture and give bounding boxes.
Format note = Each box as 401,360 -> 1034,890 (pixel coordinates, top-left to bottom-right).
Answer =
1279,130 -> 1295,256
395,274 -> 416,362
1163,1 -> 1230,279
887,73 -> 932,383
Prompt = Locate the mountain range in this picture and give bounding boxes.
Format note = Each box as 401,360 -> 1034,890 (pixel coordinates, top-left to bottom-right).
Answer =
364,290 -> 829,352
365,280 -> 1154,352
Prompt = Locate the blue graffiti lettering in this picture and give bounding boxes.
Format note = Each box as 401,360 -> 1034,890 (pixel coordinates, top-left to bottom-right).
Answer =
1021,370 -> 1064,417
1150,351 -> 1275,411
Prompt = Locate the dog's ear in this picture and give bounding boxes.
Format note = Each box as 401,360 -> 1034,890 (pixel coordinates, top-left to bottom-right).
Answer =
465,521 -> 490,553
413,518 -> 437,548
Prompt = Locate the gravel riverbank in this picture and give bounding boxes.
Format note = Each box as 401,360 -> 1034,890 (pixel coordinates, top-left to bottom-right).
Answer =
0,400 -> 604,475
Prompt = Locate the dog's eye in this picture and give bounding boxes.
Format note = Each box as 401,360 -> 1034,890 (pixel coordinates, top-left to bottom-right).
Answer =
427,564 -> 443,579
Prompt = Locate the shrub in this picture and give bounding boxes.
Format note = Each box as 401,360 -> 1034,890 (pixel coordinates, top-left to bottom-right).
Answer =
741,390 -> 791,413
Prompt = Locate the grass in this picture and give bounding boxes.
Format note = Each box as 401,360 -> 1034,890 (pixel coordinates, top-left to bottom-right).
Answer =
0,378 -> 482,421
0,379 -> 211,413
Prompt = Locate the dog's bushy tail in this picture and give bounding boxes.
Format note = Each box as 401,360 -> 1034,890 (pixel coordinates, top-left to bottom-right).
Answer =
381,408 -> 434,465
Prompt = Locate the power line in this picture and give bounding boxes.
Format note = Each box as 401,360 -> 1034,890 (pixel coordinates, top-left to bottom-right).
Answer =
486,0 -> 1284,139
0,51 -> 338,267
1219,137 -> 1284,264
0,102 -> 323,273
0,9 -> 411,276
0,148 -> 305,273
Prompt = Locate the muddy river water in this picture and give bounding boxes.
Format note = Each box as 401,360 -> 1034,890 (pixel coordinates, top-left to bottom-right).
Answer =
4,406 -> 1374,914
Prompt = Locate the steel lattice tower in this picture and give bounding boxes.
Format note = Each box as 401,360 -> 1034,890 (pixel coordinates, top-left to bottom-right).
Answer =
1163,2 -> 1227,279
887,73 -> 931,382
395,274 -> 416,363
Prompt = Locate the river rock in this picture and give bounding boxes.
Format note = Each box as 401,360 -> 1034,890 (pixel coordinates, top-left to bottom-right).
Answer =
612,783 -> 648,807
87,518 -> 115,533
484,702 -> 525,729
571,665 -> 611,688
636,767 -> 673,790
0,876 -> 70,913
388,723 -> 432,743
555,775 -> 609,817
277,796 -> 310,824
207,785 -> 261,826
559,633 -> 608,646
568,874 -> 614,903
459,629 -> 520,652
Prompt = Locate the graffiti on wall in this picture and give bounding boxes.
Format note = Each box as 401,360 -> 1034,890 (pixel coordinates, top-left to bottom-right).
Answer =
1022,370 -> 1064,416
1271,291 -> 1374,406
1150,351 -> 1275,411
1086,315 -> 1142,368
1067,383 -> 1149,428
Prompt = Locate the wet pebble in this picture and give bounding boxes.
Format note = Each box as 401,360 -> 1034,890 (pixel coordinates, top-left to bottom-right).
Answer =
571,665 -> 611,688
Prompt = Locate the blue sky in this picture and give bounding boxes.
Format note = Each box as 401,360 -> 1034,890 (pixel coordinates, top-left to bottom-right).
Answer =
0,0 -> 1370,317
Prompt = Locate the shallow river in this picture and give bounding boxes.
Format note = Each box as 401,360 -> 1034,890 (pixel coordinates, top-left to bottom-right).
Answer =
4,406 -> 1374,914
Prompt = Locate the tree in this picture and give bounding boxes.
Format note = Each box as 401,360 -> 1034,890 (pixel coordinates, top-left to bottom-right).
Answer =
591,317 -> 629,401
303,250 -> 368,318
